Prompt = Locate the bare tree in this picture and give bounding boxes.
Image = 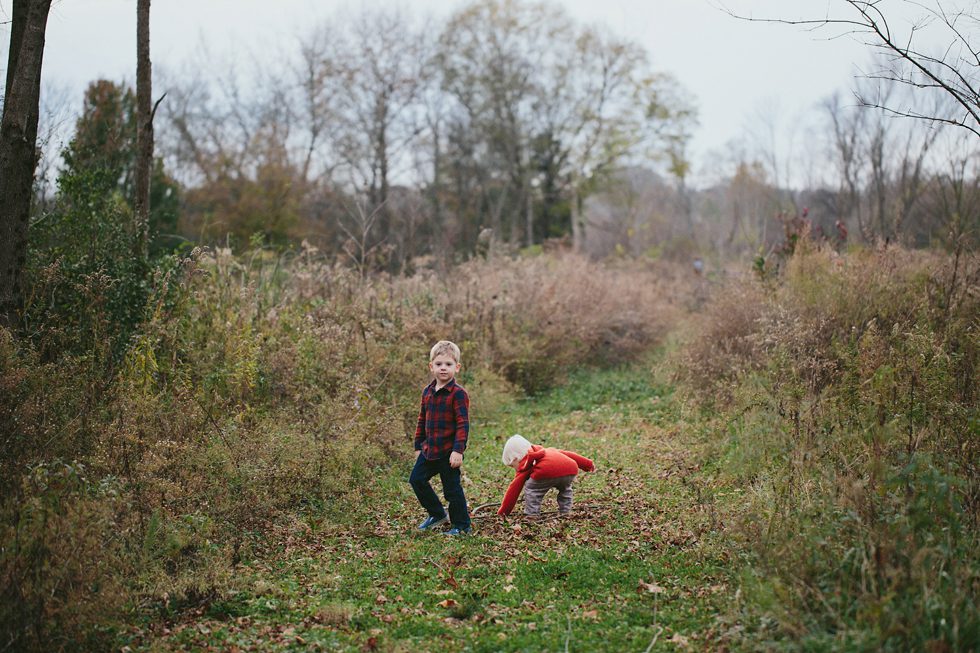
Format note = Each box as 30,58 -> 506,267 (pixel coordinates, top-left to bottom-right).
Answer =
824,78 -> 947,243
0,0 -> 52,326
288,24 -> 342,187
316,10 -> 427,220
920,131 -> 980,246
438,0 -> 696,251
719,0 -> 980,137
134,0 -> 154,259
160,62 -> 249,187
438,0 -> 551,246
338,198 -> 388,280
159,51 -> 314,246
415,41 -> 453,256
825,91 -> 871,240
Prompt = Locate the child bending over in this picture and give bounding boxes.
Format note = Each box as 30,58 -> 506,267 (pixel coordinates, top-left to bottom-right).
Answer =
497,434 -> 594,517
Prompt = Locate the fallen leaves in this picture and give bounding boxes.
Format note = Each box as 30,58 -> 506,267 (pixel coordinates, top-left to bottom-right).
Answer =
669,632 -> 690,648
638,580 -> 666,595
694,584 -> 727,597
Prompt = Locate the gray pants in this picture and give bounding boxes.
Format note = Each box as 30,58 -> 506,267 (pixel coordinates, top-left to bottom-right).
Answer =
524,474 -> 576,515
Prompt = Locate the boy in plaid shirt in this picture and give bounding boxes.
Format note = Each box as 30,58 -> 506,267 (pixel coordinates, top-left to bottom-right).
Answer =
409,341 -> 472,535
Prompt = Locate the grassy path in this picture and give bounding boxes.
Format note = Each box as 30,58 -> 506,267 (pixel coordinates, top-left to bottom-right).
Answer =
125,366 -> 739,652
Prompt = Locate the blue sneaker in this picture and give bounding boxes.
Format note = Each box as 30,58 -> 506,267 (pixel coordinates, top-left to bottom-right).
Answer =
418,515 -> 449,531
444,526 -> 471,536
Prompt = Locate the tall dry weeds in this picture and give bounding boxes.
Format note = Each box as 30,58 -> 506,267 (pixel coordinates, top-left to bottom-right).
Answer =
1,247 -> 686,650
674,242 -> 979,649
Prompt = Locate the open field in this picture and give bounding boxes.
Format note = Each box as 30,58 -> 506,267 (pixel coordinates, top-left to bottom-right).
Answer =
117,365 -> 738,652
4,246 -> 976,652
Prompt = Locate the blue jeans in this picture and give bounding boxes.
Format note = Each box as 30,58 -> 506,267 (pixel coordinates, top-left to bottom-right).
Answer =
409,453 -> 470,530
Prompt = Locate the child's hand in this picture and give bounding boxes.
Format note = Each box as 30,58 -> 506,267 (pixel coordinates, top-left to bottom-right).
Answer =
449,452 -> 463,468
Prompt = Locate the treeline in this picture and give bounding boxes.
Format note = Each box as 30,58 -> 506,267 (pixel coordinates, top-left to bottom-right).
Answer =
586,79 -> 979,261
31,0 -> 978,275
33,0 -> 693,271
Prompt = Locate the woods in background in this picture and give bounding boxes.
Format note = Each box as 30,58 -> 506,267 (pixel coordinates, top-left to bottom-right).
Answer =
18,0 -> 975,279
149,0 -> 696,269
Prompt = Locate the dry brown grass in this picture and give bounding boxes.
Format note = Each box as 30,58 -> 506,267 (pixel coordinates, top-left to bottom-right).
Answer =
1,247 -> 691,650
672,242 -> 980,648
675,243 -> 978,403
389,253 -> 687,392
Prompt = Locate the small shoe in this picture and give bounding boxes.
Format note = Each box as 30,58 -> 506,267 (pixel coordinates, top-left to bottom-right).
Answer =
418,515 -> 449,531
444,526 -> 471,536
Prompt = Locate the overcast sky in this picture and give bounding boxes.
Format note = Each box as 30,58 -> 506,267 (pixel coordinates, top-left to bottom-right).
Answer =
1,0 -> 965,185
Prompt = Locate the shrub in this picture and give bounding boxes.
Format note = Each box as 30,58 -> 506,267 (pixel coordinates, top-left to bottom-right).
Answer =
391,253 -> 681,393
0,462 -> 128,652
674,243 -> 979,650
26,165 -> 151,360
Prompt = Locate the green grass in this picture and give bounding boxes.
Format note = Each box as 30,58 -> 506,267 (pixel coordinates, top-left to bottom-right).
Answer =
119,365 -> 739,651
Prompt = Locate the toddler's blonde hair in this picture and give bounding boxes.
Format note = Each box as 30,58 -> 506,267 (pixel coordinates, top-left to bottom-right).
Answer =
502,434 -> 532,466
429,340 -> 461,363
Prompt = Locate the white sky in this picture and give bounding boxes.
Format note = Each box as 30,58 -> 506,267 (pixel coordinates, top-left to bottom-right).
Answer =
1,0 -> 966,186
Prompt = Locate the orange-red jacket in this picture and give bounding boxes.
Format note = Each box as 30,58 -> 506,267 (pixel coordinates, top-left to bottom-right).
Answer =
497,445 -> 594,516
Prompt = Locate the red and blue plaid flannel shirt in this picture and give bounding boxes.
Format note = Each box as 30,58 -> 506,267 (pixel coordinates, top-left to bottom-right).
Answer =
414,378 -> 469,460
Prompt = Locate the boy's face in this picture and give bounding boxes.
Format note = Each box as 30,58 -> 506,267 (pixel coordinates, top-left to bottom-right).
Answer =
429,353 -> 460,384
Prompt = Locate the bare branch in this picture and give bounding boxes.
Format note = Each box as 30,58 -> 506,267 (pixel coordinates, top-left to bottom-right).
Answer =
717,0 -> 980,138
858,98 -> 980,137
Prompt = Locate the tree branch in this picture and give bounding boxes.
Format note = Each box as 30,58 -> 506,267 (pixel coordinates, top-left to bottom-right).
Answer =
716,0 -> 980,137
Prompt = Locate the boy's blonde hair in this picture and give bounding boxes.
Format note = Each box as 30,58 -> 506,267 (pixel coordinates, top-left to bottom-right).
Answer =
429,340 -> 461,363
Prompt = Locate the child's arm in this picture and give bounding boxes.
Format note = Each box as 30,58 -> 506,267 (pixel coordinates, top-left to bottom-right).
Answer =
497,470 -> 531,516
449,388 -> 469,467
413,394 -> 426,451
561,450 -> 595,472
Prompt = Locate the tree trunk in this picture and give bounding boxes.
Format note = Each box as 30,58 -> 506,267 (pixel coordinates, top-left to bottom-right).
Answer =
525,183 -> 534,248
0,0 -> 52,327
570,187 -> 583,252
428,118 -> 447,255
523,148 -> 533,247
134,0 -> 152,260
